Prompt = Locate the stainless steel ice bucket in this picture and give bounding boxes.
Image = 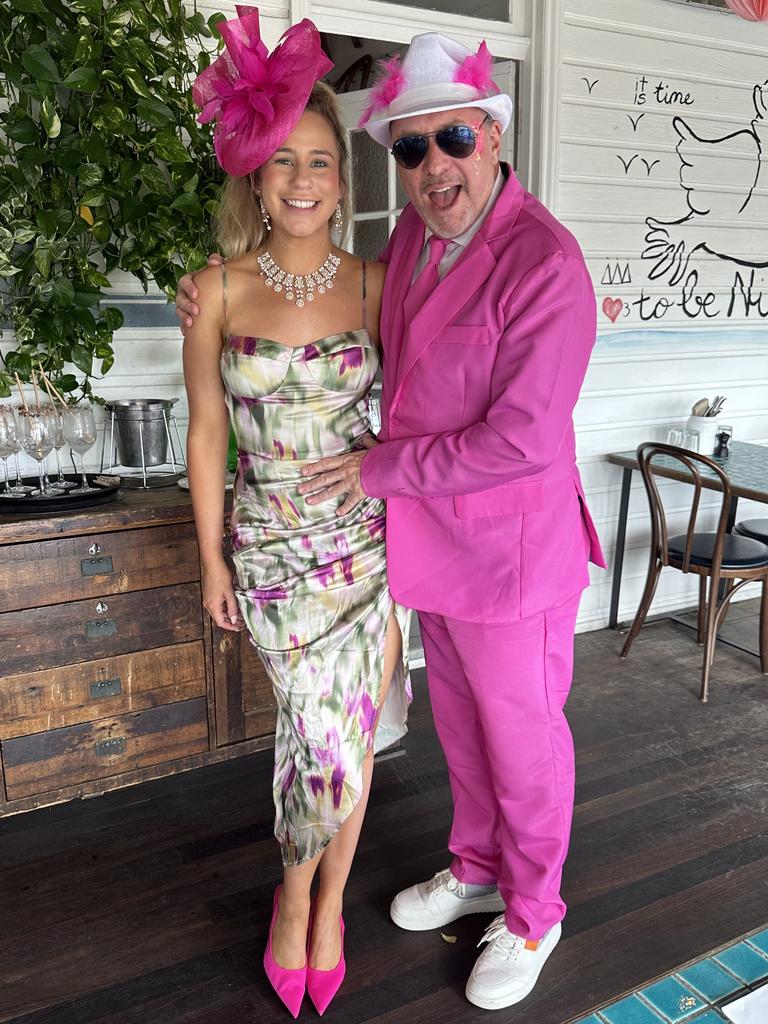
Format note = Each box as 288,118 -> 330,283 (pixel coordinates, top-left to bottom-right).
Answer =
106,398 -> 178,468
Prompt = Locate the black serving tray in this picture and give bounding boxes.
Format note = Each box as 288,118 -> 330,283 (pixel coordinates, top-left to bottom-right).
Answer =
0,474 -> 122,514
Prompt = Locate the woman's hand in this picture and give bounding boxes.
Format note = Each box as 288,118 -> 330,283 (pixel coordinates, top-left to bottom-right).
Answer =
202,558 -> 244,631
176,253 -> 224,329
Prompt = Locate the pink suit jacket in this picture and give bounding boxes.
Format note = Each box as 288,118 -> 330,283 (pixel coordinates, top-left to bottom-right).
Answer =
360,167 -> 606,623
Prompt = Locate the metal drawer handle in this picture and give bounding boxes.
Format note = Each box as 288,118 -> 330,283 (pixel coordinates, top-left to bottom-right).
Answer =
95,736 -> 126,758
88,543 -> 101,556
85,617 -> 118,639
89,676 -> 122,700
81,556 -> 114,578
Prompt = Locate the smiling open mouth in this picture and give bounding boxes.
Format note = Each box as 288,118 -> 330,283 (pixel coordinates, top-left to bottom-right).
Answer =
283,199 -> 319,210
427,185 -> 461,210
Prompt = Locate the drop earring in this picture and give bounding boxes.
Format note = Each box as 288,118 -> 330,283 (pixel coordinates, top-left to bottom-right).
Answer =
258,193 -> 272,232
333,202 -> 343,233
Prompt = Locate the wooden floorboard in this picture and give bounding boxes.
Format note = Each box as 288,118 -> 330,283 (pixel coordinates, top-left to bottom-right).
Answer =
1,600 -> 767,1024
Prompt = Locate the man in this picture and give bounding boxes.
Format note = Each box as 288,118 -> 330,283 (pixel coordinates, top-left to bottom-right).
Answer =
177,31 -> 604,1011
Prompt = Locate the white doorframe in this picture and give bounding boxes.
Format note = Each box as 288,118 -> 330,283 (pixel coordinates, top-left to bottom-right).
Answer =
293,0 -> 531,59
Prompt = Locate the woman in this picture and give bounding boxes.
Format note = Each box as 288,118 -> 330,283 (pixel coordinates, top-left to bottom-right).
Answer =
183,9 -> 410,1018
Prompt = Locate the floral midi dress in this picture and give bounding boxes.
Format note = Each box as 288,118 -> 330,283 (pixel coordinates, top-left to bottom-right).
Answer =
219,265 -> 411,867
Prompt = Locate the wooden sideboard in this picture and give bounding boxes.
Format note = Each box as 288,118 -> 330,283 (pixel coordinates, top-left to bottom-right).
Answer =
0,486 -> 276,816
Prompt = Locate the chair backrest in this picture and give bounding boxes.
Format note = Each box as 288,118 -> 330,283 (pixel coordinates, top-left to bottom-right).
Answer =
636,442 -> 733,573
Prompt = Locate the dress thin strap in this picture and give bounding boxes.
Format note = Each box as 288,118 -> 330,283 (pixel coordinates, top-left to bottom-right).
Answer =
220,261 -> 229,338
361,260 -> 367,332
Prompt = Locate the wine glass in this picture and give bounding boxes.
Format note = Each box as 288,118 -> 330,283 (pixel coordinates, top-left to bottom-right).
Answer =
48,405 -> 77,490
62,404 -> 97,493
0,407 -> 19,495
17,408 -> 55,495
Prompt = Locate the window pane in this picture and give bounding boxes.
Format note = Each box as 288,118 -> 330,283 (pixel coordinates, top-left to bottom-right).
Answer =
352,131 -> 388,214
353,218 -> 389,261
376,0 -> 509,21
396,174 -> 408,210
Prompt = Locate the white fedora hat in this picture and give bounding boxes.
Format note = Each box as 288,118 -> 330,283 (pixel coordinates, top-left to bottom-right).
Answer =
361,33 -> 513,146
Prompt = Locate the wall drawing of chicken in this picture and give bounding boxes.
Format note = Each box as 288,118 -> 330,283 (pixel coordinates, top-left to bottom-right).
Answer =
643,80 -> 768,285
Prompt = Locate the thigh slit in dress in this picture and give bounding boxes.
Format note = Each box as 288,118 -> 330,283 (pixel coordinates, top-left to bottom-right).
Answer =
219,265 -> 411,867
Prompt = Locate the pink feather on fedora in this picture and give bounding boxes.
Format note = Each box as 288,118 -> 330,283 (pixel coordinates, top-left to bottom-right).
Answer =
454,41 -> 497,94
192,5 -> 333,177
359,55 -> 407,128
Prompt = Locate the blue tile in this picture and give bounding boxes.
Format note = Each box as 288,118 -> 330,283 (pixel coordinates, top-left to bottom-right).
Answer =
746,927 -> 768,956
687,1013 -> 726,1023
713,942 -> 768,984
640,976 -> 705,1021
600,994 -> 664,1024
677,959 -> 743,1002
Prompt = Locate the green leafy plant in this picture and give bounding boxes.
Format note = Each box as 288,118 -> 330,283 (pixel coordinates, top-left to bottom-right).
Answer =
0,0 -> 225,400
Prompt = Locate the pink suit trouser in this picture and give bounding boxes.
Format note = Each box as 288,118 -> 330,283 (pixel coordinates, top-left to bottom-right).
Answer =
417,591 -> 582,940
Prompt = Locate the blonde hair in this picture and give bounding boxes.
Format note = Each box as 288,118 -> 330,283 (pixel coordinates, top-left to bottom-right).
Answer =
215,81 -> 352,259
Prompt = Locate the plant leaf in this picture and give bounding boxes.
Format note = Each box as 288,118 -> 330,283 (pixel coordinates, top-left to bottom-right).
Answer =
70,0 -> 102,16
70,343 -> 93,375
52,277 -> 75,305
22,44 -> 60,83
103,306 -> 124,331
40,97 -> 61,139
63,66 -> 100,92
6,118 -> 38,144
80,188 -> 109,207
33,242 -> 52,279
12,0 -> 48,12
153,131 -> 189,163
124,67 -> 153,99
77,163 -> 104,187
136,96 -> 175,126
170,191 -> 203,217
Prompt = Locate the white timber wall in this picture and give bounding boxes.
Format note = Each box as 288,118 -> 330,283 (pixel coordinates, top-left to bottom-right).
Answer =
557,0 -> 768,631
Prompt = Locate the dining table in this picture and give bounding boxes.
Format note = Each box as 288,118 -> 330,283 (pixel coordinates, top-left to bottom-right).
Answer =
606,440 -> 768,630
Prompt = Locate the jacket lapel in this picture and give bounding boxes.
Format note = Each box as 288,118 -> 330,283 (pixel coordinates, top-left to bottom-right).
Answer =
393,169 -> 525,397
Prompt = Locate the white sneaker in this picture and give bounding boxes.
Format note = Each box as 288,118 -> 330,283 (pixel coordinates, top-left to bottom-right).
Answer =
390,868 -> 505,931
465,917 -> 562,1010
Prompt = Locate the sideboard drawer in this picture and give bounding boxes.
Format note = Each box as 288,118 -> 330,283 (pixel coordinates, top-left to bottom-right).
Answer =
0,641 -> 206,739
0,582 -> 203,675
0,522 -> 200,613
2,697 -> 210,800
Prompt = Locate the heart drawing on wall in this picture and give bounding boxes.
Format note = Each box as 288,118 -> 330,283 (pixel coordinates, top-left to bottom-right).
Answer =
602,296 -> 624,322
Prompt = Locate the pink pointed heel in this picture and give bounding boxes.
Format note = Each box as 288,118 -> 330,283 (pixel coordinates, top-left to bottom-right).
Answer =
263,887 -> 307,1019
306,913 -> 346,1015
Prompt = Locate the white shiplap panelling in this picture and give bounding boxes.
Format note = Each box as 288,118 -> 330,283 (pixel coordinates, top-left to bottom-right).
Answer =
560,0 -> 768,632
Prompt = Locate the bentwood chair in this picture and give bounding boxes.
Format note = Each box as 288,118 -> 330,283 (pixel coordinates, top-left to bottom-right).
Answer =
620,442 -> 768,702
734,519 -> 768,545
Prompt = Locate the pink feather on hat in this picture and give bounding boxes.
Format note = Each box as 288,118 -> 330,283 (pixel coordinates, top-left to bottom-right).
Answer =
192,5 -> 333,177
454,41 -> 497,94
359,55 -> 407,128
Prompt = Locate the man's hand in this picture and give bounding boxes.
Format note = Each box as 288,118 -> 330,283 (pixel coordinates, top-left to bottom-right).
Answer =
299,449 -> 371,516
176,253 -> 223,329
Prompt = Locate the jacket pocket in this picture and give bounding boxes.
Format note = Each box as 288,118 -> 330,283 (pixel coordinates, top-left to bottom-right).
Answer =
434,325 -> 489,345
454,478 -> 545,518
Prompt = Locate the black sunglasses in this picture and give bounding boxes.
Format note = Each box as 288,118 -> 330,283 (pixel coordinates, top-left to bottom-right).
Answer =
391,114 -> 490,169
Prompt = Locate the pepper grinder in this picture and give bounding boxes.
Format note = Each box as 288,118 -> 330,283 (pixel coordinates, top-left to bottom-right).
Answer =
714,431 -> 731,459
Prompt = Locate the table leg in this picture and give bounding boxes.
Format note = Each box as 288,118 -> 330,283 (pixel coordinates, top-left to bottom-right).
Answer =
609,467 -> 633,629
717,495 -> 739,603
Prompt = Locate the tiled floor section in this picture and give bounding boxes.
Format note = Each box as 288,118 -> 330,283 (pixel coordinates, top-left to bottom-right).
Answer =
574,926 -> 768,1024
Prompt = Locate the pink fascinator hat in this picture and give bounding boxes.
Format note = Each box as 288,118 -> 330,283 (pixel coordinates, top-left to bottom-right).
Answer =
361,33 -> 513,146
192,6 -> 333,177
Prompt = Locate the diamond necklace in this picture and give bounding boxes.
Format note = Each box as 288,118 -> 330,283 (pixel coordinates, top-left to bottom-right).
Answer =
257,251 -> 341,308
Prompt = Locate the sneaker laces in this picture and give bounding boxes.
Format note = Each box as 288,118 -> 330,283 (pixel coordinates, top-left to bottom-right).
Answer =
425,868 -> 460,899
477,914 -> 525,963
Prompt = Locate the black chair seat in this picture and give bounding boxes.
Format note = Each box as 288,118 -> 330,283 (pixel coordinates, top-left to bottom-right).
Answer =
668,532 -> 768,569
734,519 -> 768,544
